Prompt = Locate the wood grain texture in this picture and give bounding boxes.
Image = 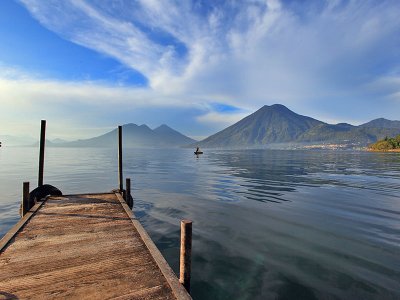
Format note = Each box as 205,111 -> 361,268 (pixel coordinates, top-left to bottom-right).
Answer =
38,119 -> 46,187
179,220 -> 192,293
0,193 -> 189,300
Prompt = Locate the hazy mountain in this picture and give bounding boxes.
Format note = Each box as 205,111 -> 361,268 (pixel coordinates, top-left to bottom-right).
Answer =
153,124 -> 195,145
54,124 -> 196,148
196,104 -> 400,148
359,118 -> 400,129
297,123 -> 399,145
51,138 -> 69,144
297,123 -> 356,143
197,104 -> 323,147
31,139 -> 71,147
0,135 -> 37,146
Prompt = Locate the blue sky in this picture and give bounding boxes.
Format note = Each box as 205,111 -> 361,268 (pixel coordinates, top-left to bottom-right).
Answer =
0,0 -> 400,140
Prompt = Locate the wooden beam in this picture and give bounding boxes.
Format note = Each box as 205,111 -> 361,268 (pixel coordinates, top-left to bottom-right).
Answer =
126,178 -> 132,208
114,193 -> 192,300
118,125 -> 123,192
180,220 -> 192,293
22,182 -> 30,217
38,120 -> 46,187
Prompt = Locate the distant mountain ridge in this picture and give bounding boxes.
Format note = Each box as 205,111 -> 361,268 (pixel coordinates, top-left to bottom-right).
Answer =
3,106 -> 399,150
197,104 -> 400,148
0,135 -> 37,146
197,104 -> 323,147
54,124 -> 195,148
153,124 -> 196,145
359,118 -> 400,129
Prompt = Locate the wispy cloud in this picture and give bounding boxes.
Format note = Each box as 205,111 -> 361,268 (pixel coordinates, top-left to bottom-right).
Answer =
0,68 -> 204,138
6,0 -> 400,136
197,111 -> 249,127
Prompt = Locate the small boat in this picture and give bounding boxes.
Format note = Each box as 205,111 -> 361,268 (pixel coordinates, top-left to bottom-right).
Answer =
194,147 -> 203,155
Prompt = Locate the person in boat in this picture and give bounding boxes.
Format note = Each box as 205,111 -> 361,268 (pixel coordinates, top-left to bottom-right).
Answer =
195,146 -> 203,154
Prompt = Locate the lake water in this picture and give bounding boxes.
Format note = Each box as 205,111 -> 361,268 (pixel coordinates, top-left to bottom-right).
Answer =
0,147 -> 399,299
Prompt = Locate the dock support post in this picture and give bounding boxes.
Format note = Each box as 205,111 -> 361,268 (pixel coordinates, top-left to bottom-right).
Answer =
118,125 -> 123,192
126,178 -> 132,208
179,219 -> 192,293
38,120 -> 46,187
22,182 -> 30,216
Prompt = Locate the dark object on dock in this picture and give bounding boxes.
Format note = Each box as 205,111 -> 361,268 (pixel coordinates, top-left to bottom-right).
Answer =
29,184 -> 62,206
20,183 -> 62,217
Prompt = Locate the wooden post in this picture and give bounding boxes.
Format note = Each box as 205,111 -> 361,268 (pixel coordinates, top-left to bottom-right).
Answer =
22,182 -> 30,216
38,120 -> 46,187
118,126 -> 123,192
179,220 -> 192,293
126,178 -> 131,208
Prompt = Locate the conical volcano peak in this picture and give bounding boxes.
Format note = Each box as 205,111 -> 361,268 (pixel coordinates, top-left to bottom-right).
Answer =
123,123 -> 139,128
256,104 -> 293,115
270,104 -> 289,110
197,104 -> 323,147
155,124 -> 172,130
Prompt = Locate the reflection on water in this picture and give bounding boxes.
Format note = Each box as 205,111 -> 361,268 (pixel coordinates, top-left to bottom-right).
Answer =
1,148 -> 399,299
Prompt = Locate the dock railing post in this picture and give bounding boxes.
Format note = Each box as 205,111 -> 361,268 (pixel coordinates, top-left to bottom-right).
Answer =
126,178 -> 132,208
22,182 -> 30,216
118,125 -> 123,193
179,219 -> 192,293
38,120 -> 46,187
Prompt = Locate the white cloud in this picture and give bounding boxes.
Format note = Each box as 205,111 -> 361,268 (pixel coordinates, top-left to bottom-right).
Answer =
0,70 -> 203,138
18,1 -> 400,92
365,75 -> 400,102
196,111 -> 249,127
8,0 -> 400,136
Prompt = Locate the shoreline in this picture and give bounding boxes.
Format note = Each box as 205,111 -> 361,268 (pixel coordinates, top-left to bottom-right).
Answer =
367,149 -> 400,152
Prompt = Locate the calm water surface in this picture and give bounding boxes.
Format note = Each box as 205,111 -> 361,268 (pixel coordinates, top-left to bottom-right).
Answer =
0,147 -> 399,299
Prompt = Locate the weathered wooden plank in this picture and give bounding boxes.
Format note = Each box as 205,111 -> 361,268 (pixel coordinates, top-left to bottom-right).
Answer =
0,193 -> 191,300
118,125 -> 123,191
22,182 -> 30,216
0,201 -> 45,252
38,119 -> 46,187
180,220 -> 192,293
114,193 -> 192,300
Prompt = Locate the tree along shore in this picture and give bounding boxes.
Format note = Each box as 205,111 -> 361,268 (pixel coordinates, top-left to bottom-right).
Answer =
368,135 -> 400,151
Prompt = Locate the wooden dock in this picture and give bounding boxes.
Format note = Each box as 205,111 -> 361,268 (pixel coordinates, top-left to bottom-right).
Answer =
0,192 -> 191,299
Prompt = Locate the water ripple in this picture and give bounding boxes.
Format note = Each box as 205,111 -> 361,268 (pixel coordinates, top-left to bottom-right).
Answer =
1,148 -> 399,299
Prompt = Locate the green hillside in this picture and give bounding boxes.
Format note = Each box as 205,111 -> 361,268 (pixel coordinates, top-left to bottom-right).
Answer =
369,135 -> 400,151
